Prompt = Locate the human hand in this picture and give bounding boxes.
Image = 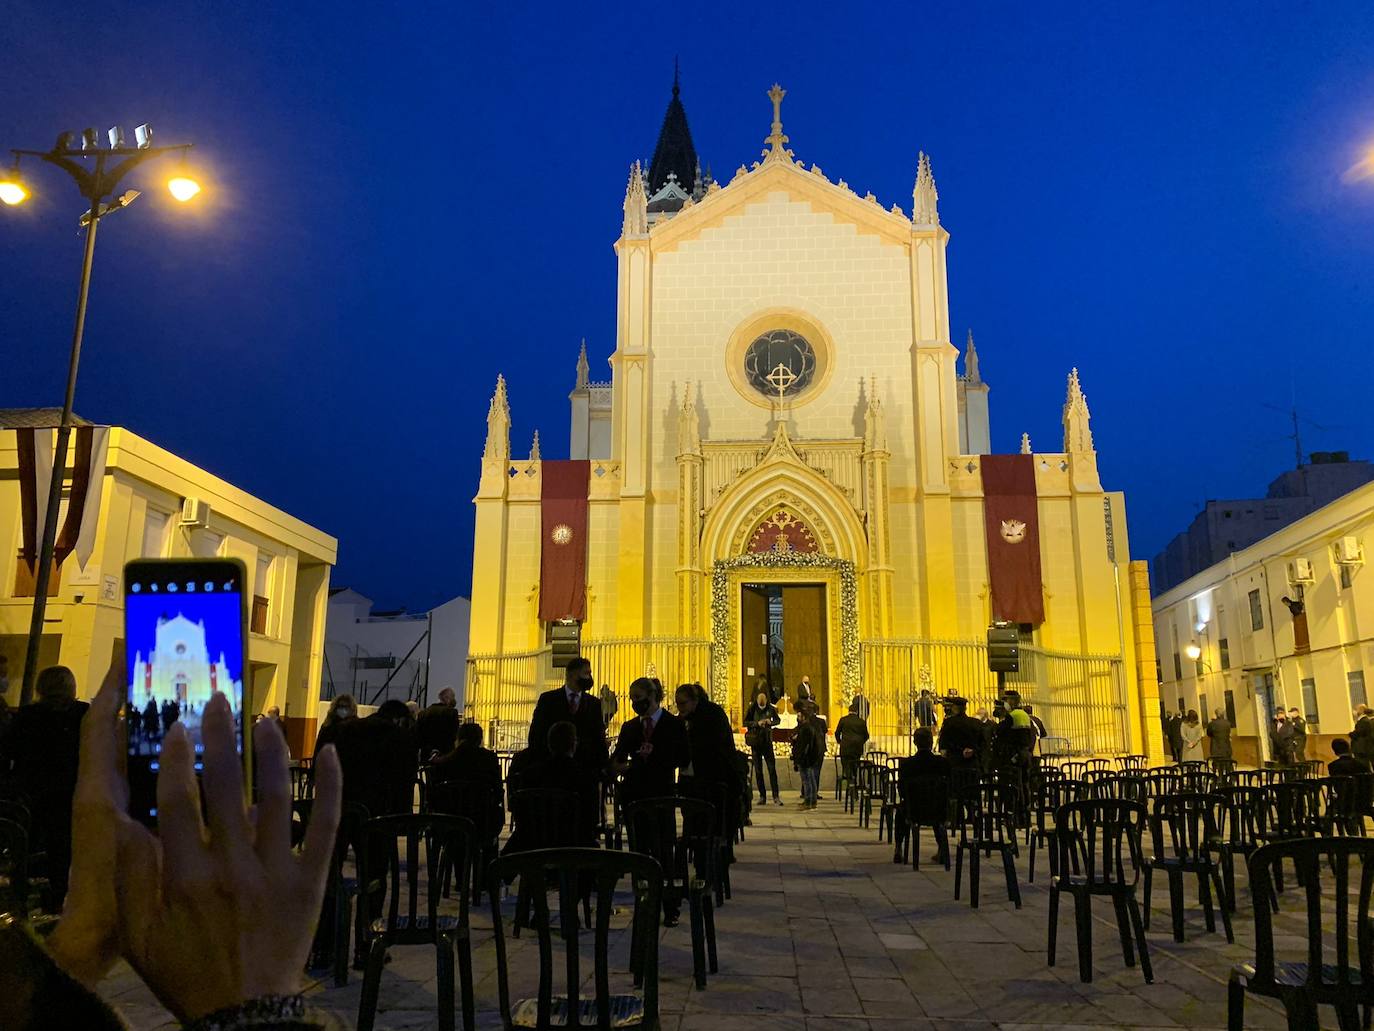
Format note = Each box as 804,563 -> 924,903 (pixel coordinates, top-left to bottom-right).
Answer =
636,742 -> 654,758
117,692 -> 342,1021
46,649 -> 129,987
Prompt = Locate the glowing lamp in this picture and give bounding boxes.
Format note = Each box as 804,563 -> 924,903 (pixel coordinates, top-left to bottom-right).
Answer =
167,176 -> 201,202
1184,643 -> 1202,661
0,177 -> 27,206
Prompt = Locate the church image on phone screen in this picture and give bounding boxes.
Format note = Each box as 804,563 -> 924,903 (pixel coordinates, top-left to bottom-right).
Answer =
127,592 -> 243,756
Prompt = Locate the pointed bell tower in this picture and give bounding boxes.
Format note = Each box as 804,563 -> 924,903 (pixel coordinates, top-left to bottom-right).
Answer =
648,61 -> 699,195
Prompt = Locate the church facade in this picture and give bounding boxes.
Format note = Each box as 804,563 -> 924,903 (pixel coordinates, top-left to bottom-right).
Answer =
468,81 -> 1161,758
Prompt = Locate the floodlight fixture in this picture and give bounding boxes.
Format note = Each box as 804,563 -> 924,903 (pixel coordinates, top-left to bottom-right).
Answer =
107,126 -> 125,149
134,123 -> 153,149
81,128 -> 100,150
54,131 -> 75,153
0,162 -> 27,206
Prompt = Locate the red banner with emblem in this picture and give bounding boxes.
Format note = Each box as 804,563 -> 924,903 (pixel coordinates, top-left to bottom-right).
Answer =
981,453 -> 1045,625
539,460 -> 590,622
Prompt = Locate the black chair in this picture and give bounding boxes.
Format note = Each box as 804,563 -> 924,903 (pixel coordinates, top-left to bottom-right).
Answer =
427,779 -> 504,905
1028,769 -> 1085,883
1048,798 -> 1152,984
1116,754 -> 1147,772
1088,774 -> 1146,804
953,776 -> 1022,909
356,813 -> 477,1031
1216,784 -> 1265,915
0,816 -> 54,931
1228,837 -> 1374,1031
488,847 -> 664,1030
1141,768 -> 1183,800
1322,775 -> 1372,837
1255,780 -> 1325,898
1209,758 -> 1238,780
1083,758 -> 1112,774
506,788 -> 591,936
625,796 -> 719,988
1232,768 -> 1285,788
1143,793 -> 1234,943
308,801 -> 372,986
895,773 -> 950,870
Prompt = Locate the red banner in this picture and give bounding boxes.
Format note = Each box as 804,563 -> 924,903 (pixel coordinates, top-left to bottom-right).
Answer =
981,454 -> 1045,625
538,460 -> 590,622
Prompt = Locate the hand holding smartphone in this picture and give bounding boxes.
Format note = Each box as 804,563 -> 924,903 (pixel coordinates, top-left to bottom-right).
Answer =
124,558 -> 248,822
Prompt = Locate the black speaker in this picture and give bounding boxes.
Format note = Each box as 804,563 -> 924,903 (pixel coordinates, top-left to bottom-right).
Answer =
987,622 -> 1020,674
549,622 -> 582,668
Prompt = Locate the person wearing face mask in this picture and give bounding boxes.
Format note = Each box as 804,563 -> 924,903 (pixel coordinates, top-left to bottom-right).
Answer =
314,693 -> 357,756
528,656 -> 609,780
612,677 -> 689,805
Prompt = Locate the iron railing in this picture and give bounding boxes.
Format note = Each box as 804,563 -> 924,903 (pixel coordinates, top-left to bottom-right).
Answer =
860,639 -> 1129,756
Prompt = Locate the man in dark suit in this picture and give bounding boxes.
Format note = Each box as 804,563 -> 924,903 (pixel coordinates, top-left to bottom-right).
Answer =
416,687 -> 461,759
2,666 -> 88,908
528,656 -> 608,775
673,682 -> 742,846
612,677 -> 689,804
613,677 -> 689,924
938,696 -> 984,770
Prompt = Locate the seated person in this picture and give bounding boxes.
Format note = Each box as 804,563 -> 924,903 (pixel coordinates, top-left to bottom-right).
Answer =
1329,737 -> 1372,778
505,721 -> 601,852
898,728 -> 951,862
427,721 -> 504,836
1329,737 -> 1373,831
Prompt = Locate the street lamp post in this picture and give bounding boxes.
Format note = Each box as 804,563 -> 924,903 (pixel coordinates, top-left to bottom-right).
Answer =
3,127 -> 200,705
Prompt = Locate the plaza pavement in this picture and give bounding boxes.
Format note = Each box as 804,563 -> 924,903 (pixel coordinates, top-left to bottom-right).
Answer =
100,764 -> 1298,1030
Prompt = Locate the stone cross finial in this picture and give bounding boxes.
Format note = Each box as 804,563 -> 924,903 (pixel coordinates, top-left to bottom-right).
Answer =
529,430 -> 541,462
1020,432 -> 1032,455
964,329 -> 981,384
763,83 -> 793,162
678,382 -> 701,456
1062,367 -> 1095,453
484,374 -> 511,463
913,151 -> 939,226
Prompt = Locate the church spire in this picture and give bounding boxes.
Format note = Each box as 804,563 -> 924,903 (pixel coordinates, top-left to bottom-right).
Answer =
529,430 -> 541,462
622,161 -> 647,236
964,329 -> 981,384
1020,432 -> 1032,455
575,339 -> 589,389
1062,367 -> 1094,453
484,374 -> 510,463
864,377 -> 888,452
677,382 -> 701,456
913,151 -> 939,226
648,63 -> 698,195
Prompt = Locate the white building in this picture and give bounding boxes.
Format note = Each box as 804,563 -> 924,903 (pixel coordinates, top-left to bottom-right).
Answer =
322,588 -> 470,708
1152,480 -> 1374,765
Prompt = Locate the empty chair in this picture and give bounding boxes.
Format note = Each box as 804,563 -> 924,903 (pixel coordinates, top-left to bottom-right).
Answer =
1228,837 -> 1374,1030
896,773 -> 951,870
1208,757 -> 1238,780
1143,793 -> 1234,943
1028,769 -> 1085,883
1082,758 -> 1112,774
1215,784 -> 1265,915
954,775 -> 1022,909
356,813 -> 477,1031
488,847 -> 664,1030
1048,798 -> 1152,984
1089,775 -> 1147,804
625,796 -> 719,988
1059,761 -> 1089,782
1116,754 -> 1147,772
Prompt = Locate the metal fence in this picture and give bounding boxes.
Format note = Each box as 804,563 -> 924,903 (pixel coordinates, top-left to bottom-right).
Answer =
860,639 -> 1129,757
465,637 -> 712,750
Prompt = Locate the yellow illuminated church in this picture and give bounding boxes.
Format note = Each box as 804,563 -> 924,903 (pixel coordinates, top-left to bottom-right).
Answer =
467,80 -> 1161,758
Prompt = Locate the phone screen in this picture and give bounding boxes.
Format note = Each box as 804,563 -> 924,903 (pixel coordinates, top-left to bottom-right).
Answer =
124,558 -> 247,819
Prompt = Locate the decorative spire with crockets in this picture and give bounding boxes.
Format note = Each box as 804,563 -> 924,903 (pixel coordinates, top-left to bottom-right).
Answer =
1062,367 -> 1094,453
623,161 -> 647,236
484,374 -> 510,463
575,339 -> 589,389
648,63 -> 698,195
913,151 -> 939,226
964,329 -> 981,384
529,430 -> 541,462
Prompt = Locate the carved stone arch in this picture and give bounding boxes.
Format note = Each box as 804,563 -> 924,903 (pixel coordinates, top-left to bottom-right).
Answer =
700,443 -> 867,570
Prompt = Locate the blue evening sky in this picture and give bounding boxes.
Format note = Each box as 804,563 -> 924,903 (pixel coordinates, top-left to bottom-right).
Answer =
125,592 -> 244,685
3,3 -> 1373,610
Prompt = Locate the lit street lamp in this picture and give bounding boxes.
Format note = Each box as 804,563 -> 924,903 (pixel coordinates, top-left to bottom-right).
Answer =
5,124 -> 202,705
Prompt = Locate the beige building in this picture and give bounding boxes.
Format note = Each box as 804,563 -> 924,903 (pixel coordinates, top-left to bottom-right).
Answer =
468,83 -> 1160,757
1153,479 -> 1374,766
0,411 -> 336,755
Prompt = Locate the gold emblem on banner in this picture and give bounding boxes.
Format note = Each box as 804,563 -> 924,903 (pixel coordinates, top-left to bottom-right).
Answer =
1000,519 -> 1027,545
551,524 -> 574,546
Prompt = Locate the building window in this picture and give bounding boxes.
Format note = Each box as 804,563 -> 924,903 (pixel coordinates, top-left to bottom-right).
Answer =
1199,693 -> 1208,720
1341,565 -> 1353,590
1249,589 -> 1264,631
1350,671 -> 1368,711
252,554 -> 274,636
250,595 -> 269,635
142,508 -> 172,558
1219,638 -> 1230,669
743,329 -> 816,398
1301,677 -> 1320,729
1173,651 -> 1182,682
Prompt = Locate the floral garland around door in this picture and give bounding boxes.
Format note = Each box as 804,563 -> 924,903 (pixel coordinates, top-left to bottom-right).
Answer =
709,552 -> 859,706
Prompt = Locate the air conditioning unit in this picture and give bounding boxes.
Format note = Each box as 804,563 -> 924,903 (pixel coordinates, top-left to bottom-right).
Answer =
180,497 -> 211,528
1287,557 -> 1315,585
1335,536 -> 1365,565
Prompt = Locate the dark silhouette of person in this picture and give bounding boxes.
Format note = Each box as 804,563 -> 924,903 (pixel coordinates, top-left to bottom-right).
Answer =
1,666 -> 88,908
428,720 -> 504,835
528,656 -> 607,778
415,686 -> 461,759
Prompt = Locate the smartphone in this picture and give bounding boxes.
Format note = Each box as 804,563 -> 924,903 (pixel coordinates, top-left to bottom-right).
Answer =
124,558 -> 249,822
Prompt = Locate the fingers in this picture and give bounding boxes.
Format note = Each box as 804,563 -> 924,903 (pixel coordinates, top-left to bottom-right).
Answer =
74,661 -> 122,812
115,826 -> 163,965
252,716 -> 291,863
299,744 -> 341,890
156,722 -> 206,871
200,692 -> 252,858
